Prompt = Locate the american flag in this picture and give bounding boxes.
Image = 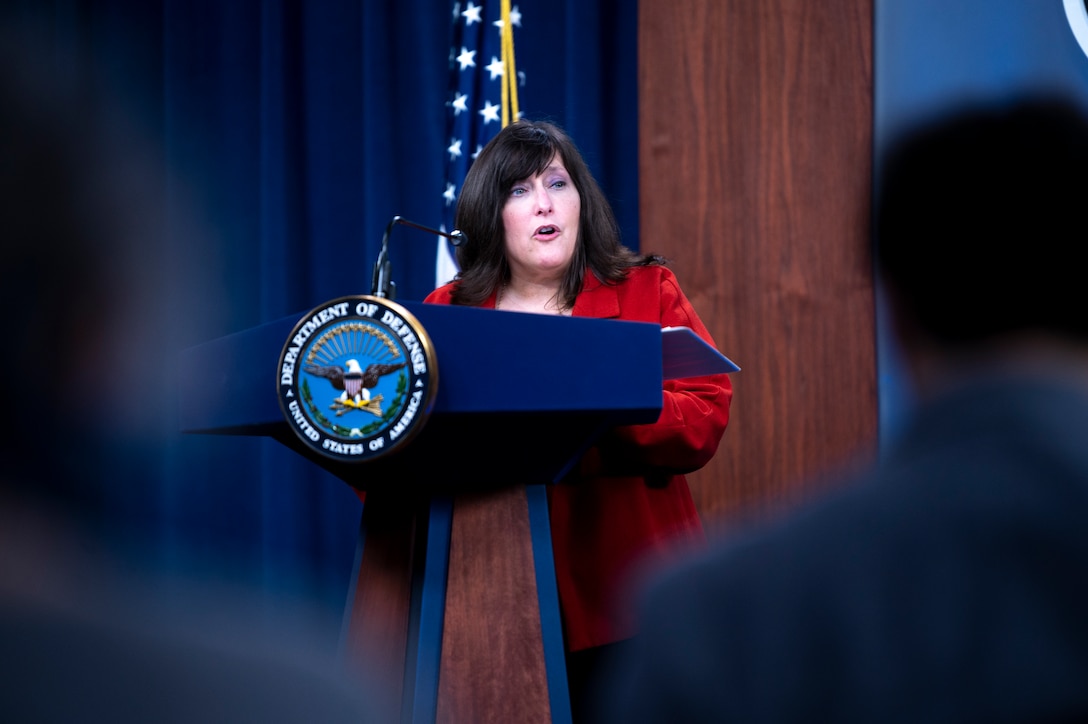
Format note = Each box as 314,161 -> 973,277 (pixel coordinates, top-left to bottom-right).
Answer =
437,1 -> 524,288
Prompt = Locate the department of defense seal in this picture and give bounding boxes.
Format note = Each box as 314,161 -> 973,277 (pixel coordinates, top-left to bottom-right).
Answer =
277,295 -> 437,462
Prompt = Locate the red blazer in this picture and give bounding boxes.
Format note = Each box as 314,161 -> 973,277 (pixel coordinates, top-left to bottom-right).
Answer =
425,265 -> 733,651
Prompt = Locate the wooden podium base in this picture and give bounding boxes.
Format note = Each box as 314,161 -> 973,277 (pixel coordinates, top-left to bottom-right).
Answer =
343,486 -> 570,723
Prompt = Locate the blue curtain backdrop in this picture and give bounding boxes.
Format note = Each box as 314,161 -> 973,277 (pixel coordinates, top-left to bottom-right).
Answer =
8,0 -> 638,646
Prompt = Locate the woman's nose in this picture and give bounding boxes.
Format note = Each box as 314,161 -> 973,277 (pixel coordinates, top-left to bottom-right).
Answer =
534,186 -> 552,213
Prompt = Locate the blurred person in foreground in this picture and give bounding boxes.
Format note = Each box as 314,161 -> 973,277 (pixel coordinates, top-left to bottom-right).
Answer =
425,119 -> 733,719
0,26 -> 384,723
601,97 -> 1088,722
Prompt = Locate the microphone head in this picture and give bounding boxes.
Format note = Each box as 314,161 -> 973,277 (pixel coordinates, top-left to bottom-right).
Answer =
449,229 -> 468,247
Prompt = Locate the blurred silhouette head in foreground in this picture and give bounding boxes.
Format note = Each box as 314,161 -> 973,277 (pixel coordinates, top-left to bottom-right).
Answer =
876,95 -> 1088,392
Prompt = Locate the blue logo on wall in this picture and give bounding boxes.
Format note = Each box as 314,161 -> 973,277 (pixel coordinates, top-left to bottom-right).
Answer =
1064,0 -> 1088,60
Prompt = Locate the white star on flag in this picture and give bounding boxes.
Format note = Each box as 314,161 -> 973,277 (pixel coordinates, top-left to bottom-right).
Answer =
478,100 -> 501,124
451,92 -> 468,115
455,47 -> 476,70
485,56 -> 505,80
462,1 -> 483,25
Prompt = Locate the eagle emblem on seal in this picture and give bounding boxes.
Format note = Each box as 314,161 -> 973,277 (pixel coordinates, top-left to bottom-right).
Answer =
304,359 -> 407,417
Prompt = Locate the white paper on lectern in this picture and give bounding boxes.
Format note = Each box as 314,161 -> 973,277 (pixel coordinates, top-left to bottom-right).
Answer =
661,326 -> 740,380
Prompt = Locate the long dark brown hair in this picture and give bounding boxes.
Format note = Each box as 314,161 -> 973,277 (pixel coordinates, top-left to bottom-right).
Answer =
449,120 -> 662,307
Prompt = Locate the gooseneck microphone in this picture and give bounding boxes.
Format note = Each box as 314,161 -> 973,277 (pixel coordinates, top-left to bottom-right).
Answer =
371,216 -> 468,299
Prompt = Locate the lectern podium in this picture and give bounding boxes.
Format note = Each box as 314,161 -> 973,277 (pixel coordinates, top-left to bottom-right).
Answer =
179,300 -> 670,723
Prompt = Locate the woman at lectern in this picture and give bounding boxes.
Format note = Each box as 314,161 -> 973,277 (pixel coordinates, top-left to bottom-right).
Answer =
424,120 -> 732,717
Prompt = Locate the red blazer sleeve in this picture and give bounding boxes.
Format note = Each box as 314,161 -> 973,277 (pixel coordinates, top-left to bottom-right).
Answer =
581,267 -> 733,479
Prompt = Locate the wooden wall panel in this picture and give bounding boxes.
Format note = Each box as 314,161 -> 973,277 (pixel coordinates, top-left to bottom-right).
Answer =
639,1 -> 877,530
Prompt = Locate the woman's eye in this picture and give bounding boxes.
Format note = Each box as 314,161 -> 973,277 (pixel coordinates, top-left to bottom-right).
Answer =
510,187 -> 526,196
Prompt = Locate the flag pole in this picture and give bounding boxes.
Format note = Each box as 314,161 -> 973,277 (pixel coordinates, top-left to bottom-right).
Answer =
500,0 -> 519,127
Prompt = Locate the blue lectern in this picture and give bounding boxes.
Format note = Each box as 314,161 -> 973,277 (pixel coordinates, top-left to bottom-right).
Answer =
179,301 -> 668,723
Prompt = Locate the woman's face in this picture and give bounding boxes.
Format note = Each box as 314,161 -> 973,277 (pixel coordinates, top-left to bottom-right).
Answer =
501,156 -> 581,285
